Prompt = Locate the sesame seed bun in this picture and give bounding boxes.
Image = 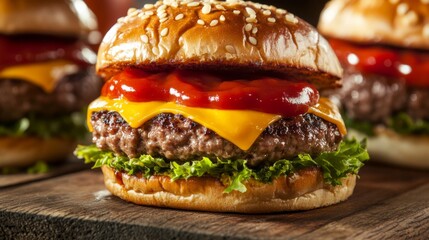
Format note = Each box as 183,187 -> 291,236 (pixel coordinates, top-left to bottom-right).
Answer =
0,137 -> 76,168
0,0 -> 97,37
96,0 -> 343,89
318,0 -> 429,49
102,165 -> 356,213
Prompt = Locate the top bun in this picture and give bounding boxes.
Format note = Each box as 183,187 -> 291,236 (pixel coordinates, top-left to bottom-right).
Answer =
97,0 -> 342,89
318,0 -> 429,50
0,0 -> 97,37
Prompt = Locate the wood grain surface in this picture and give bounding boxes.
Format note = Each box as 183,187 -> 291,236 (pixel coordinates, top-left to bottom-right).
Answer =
0,162 -> 428,240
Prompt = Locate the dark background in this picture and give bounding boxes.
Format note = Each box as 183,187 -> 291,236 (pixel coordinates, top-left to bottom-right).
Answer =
86,0 -> 331,36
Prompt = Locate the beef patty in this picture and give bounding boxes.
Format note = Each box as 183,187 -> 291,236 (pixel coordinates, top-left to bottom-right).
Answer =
326,69 -> 429,123
90,111 -> 342,167
0,68 -> 102,122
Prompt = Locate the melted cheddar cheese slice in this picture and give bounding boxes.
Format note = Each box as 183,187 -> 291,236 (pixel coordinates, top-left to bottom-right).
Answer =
0,60 -> 78,92
87,97 -> 346,151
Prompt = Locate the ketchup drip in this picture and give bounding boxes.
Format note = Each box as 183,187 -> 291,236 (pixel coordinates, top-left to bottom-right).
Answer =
0,34 -> 95,70
102,69 -> 319,117
329,38 -> 429,87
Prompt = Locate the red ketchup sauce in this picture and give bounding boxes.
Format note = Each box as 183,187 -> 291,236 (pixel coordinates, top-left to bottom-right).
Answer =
102,69 -> 320,117
0,35 -> 95,70
329,38 -> 429,87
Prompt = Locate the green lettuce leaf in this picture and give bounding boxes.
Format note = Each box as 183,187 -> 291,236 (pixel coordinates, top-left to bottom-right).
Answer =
344,112 -> 429,136
388,113 -> 429,135
75,139 -> 369,193
0,111 -> 88,139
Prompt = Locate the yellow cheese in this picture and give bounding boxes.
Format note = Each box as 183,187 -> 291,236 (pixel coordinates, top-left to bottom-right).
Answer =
308,98 -> 347,136
87,97 -> 346,151
0,60 -> 78,92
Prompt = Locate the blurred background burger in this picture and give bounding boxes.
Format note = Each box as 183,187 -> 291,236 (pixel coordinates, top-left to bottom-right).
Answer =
0,0 -> 101,169
318,0 -> 429,168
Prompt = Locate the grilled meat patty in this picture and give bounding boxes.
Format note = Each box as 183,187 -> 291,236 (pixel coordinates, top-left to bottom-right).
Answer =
91,111 -> 342,167
0,68 -> 101,122
327,70 -> 429,123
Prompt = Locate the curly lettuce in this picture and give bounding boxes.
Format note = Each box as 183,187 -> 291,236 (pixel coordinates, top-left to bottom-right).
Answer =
0,112 -> 87,140
75,139 -> 369,193
344,112 -> 429,136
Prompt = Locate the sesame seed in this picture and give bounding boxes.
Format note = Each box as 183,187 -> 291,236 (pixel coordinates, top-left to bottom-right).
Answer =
145,11 -> 154,16
233,10 -> 241,15
197,19 -> 205,25
263,10 -> 271,16
249,36 -> 257,45
285,13 -> 298,24
143,4 -> 154,9
171,2 -> 179,8
127,8 -> 137,15
276,9 -> 286,15
225,53 -> 233,59
245,23 -> 252,31
160,28 -> 169,37
152,47 -> 160,55
215,5 -> 226,10
202,3 -> 212,14
175,13 -> 184,20
245,17 -> 257,23
254,3 -> 262,9
422,0 -> 429,3
245,7 -> 256,16
225,45 -> 236,54
187,2 -> 200,7
159,17 -> 168,23
158,12 -> 167,18
117,17 -> 125,23
140,14 -> 150,20
252,27 -> 258,34
268,17 -> 276,23
210,19 -> 219,26
220,15 -> 226,21
423,24 -> 429,37
397,3 -> 409,15
141,34 -> 149,43
402,11 -> 418,25
157,5 -> 167,12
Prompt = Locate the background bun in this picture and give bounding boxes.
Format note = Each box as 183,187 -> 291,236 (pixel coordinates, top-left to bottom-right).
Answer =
0,137 -> 76,168
318,0 -> 429,49
97,0 -> 342,89
349,129 -> 429,169
0,0 -> 97,37
102,165 -> 356,213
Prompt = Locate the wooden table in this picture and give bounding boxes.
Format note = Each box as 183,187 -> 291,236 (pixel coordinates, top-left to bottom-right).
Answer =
1,160 -> 428,239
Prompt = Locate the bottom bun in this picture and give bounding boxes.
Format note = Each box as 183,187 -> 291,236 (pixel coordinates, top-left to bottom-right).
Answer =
0,137 -> 76,168
349,128 -> 429,169
102,165 -> 356,213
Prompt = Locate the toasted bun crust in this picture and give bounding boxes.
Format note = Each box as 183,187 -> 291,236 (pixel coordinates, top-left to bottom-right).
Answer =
0,137 -> 76,168
318,0 -> 429,49
97,0 -> 342,89
102,165 -> 356,213
0,0 -> 97,37
349,129 -> 429,169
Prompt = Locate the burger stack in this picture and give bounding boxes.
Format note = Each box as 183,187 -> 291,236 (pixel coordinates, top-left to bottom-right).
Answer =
76,0 -> 369,213
319,0 -> 429,168
0,0 -> 101,168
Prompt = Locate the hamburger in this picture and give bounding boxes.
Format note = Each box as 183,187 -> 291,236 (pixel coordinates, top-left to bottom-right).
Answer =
0,0 -> 101,169
76,0 -> 369,213
318,0 -> 429,168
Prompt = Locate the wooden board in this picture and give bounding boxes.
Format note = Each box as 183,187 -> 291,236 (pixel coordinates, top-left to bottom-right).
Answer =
0,163 -> 428,239
0,158 -> 87,188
